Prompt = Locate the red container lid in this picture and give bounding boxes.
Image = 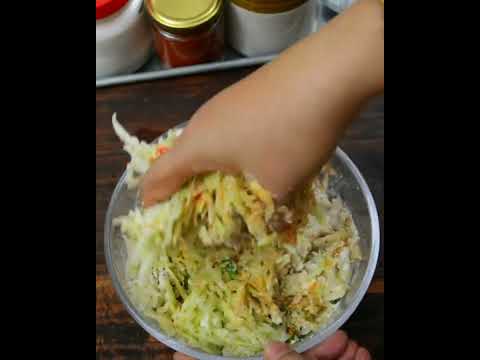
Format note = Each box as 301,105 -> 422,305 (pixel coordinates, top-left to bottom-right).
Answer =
96,0 -> 129,20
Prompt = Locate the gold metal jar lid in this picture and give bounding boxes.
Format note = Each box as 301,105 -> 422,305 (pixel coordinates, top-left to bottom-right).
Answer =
231,0 -> 309,14
145,0 -> 223,30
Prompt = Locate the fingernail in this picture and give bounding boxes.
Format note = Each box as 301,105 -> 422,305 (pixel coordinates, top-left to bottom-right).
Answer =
265,342 -> 291,360
356,348 -> 371,360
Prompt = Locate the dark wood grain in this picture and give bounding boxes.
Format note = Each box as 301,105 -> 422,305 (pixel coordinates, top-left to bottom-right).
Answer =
96,68 -> 384,360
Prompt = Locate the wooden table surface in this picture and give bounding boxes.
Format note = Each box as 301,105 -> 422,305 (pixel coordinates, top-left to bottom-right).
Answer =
96,68 -> 384,360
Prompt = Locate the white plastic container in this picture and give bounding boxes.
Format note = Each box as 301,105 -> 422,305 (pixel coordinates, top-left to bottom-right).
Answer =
96,0 -> 153,79
227,0 -> 316,57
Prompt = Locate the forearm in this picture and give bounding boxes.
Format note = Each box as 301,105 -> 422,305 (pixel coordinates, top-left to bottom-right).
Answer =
200,0 -> 383,119
194,0 -> 384,171
246,0 -> 384,129
260,0 -> 384,98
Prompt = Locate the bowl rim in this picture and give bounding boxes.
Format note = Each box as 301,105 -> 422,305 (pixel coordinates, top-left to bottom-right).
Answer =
104,134 -> 380,360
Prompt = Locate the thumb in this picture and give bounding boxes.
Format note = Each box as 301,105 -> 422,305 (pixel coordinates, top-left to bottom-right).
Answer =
265,342 -> 304,360
140,147 -> 195,207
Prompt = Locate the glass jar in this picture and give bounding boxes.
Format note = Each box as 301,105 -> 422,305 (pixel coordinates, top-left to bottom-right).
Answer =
227,0 -> 316,57
145,0 -> 225,68
96,0 -> 153,78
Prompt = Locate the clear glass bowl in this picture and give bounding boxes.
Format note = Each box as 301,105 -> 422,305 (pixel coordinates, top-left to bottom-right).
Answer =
104,123 -> 380,360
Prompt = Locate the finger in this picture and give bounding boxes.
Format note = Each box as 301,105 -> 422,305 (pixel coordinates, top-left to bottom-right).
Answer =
173,352 -> 196,360
264,342 -> 304,360
141,148 -> 194,207
338,341 -> 358,360
355,347 -> 371,360
304,331 -> 349,360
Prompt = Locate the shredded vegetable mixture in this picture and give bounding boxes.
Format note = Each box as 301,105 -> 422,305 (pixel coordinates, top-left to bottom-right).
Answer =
112,114 -> 362,356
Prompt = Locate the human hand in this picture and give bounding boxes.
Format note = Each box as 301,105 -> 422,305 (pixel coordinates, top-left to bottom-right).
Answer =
172,331 -> 371,360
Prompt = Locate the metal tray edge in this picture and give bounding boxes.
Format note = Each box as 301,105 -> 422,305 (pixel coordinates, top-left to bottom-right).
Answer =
96,55 -> 275,88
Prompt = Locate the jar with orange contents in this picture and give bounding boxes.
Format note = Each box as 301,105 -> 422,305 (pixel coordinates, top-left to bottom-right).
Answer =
144,0 -> 225,68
